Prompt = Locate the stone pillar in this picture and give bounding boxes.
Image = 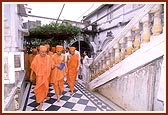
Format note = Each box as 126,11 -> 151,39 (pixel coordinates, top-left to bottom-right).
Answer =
126,31 -> 133,56
132,23 -> 141,51
119,37 -> 126,60
140,14 -> 151,44
93,63 -> 97,79
101,57 -> 105,74
97,61 -> 101,76
114,43 -> 120,64
150,4 -> 163,36
87,58 -> 93,82
109,48 -> 115,67
106,51 -> 111,69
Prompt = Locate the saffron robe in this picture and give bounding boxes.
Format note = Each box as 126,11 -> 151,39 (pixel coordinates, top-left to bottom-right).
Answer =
67,53 -> 79,92
30,54 -> 53,103
25,53 -> 30,80
29,54 -> 37,84
51,54 -> 65,95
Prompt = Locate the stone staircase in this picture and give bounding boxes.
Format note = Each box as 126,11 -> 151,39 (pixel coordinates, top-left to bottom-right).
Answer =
87,4 -> 165,111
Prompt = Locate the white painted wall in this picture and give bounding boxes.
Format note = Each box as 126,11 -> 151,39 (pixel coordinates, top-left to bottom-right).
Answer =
83,4 -> 145,55
3,4 -> 28,111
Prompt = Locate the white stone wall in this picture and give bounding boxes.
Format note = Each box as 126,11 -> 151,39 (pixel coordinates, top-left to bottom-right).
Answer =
97,58 -> 164,111
83,4 -> 145,55
3,4 -> 28,111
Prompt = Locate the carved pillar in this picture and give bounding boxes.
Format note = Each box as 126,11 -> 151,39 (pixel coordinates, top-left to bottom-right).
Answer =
114,43 -> 120,64
107,51 -> 111,67
102,53 -> 106,69
150,4 -> 163,36
119,37 -> 126,60
126,31 -> 133,56
132,23 -> 141,51
140,14 -> 151,44
94,63 -> 98,79
98,61 -> 101,75
101,57 -> 105,74
109,48 -> 115,67
105,51 -> 110,70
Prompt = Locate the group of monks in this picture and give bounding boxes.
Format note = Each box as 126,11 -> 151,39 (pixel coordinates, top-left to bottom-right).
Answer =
24,44 -> 80,110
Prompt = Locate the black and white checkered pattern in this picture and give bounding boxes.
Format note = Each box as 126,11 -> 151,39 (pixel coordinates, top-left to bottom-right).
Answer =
23,81 -> 114,111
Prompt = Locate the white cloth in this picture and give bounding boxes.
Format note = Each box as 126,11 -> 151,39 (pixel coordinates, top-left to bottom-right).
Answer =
82,55 -> 90,84
75,50 -> 81,80
64,52 -> 69,63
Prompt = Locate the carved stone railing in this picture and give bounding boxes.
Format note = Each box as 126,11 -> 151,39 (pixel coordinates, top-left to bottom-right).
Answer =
89,4 -> 164,86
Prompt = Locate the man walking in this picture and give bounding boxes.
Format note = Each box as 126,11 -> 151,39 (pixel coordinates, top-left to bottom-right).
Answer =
30,45 -> 54,110
67,47 -> 79,95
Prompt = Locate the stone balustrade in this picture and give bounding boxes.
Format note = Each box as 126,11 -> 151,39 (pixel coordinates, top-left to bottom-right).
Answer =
90,4 -> 163,80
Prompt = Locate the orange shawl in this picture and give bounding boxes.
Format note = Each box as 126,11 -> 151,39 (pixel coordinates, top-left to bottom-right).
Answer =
67,53 -> 79,92
30,54 -> 53,103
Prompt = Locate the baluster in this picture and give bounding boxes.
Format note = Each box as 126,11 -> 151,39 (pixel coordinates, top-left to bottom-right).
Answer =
132,23 -> 141,51
98,60 -> 102,75
105,52 -> 110,70
93,63 -> 97,79
107,51 -> 111,69
119,37 -> 126,60
114,43 -> 120,64
101,57 -> 105,74
110,48 -> 115,67
126,31 -> 133,56
150,4 -> 163,36
140,14 -> 151,44
97,62 -> 101,76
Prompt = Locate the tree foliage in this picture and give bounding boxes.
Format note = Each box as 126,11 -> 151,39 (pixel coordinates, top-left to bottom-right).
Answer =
24,22 -> 81,50
26,22 -> 81,40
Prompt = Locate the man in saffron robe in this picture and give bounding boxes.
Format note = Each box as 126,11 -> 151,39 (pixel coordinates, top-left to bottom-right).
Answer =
30,45 -> 54,110
51,47 -> 56,54
24,47 -> 30,81
45,44 -> 53,56
29,47 -> 37,84
51,45 -> 66,102
67,47 -> 79,95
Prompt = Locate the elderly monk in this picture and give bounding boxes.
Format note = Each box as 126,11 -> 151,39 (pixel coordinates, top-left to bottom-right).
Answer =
51,45 -> 66,102
29,47 -> 37,84
45,44 -> 53,56
30,45 -> 54,110
67,47 -> 79,95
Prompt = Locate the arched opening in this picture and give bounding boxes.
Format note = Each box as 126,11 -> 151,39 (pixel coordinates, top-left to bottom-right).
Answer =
71,41 -> 93,58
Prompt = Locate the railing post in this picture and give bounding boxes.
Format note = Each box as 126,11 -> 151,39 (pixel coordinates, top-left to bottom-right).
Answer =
105,51 -> 110,70
101,56 -> 105,74
114,43 -> 120,64
110,48 -> 115,67
126,31 -> 133,56
140,14 -> 151,44
119,37 -> 126,60
98,61 -> 101,76
150,4 -> 163,36
132,23 -> 141,52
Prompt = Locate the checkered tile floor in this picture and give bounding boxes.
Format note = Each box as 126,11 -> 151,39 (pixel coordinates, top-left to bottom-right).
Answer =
23,81 -> 114,111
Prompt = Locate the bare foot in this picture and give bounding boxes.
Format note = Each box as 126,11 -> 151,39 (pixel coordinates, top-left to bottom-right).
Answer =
37,103 -> 43,111
57,96 -> 60,102
45,97 -> 50,100
70,91 -> 73,95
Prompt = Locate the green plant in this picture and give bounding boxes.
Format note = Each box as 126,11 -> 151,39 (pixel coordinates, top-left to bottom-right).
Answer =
25,22 -> 81,49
